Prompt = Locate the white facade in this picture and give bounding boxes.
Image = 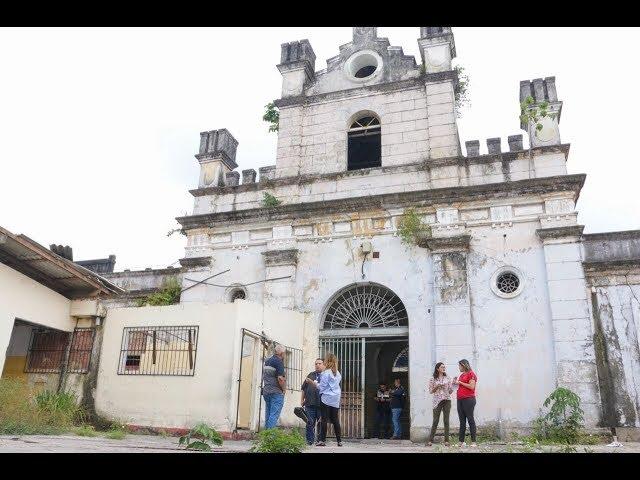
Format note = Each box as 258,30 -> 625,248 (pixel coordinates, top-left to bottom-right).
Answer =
170,27 -> 612,441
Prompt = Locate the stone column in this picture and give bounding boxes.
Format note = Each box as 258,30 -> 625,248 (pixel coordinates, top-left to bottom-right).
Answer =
537,225 -> 601,425
262,248 -> 298,310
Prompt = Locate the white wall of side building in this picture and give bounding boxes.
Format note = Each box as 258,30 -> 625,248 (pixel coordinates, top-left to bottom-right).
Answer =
0,263 -> 75,375
95,301 -> 304,433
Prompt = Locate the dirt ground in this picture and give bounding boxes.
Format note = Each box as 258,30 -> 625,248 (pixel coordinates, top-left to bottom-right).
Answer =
0,434 -> 638,453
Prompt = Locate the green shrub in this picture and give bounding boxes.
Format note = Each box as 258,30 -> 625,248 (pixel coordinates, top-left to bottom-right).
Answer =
178,423 -> 223,452
531,387 -> 585,445
137,277 -> 182,307
263,102 -> 279,133
262,192 -> 281,208
397,208 -> 431,246
250,428 -> 307,453
0,379 -> 84,435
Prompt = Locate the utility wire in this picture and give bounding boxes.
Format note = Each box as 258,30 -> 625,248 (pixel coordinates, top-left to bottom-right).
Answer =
182,275 -> 292,288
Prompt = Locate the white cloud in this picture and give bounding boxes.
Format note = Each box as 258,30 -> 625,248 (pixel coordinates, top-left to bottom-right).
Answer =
1,27 -> 638,271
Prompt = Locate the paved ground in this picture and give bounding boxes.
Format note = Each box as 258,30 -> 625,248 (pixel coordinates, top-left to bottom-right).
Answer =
1,434 -> 639,453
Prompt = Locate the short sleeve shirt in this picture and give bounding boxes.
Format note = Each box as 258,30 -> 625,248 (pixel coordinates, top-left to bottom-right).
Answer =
457,371 -> 477,399
263,355 -> 285,395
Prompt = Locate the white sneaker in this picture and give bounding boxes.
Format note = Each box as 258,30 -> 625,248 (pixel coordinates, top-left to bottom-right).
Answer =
471,443 -> 478,448
458,442 -> 466,448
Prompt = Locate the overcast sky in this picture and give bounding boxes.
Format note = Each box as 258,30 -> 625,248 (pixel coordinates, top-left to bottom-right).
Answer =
1,27 -> 639,271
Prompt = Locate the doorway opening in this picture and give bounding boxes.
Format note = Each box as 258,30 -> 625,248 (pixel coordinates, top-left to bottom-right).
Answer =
318,282 -> 410,439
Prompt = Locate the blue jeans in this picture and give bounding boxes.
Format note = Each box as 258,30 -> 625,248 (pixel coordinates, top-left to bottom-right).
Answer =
391,408 -> 402,438
263,393 -> 285,429
304,405 -> 319,444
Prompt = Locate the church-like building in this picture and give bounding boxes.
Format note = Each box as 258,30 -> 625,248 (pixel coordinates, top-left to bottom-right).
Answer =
154,27 -> 637,440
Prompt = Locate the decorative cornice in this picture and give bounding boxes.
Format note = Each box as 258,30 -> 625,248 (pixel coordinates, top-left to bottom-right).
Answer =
179,256 -> 212,269
419,234 -> 471,252
583,258 -> 640,274
274,70 -> 457,109
189,144 -> 571,198
194,152 -> 238,171
536,225 -> 585,241
583,230 -> 640,242
178,174 -> 586,230
262,249 -> 298,267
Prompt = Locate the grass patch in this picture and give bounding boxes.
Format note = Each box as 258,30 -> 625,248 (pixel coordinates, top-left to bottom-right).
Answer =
250,428 -> 306,453
0,378 -> 84,435
74,425 -> 97,437
105,426 -> 127,440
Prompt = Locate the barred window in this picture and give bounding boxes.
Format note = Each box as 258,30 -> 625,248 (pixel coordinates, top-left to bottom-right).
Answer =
25,329 -> 70,373
284,346 -> 303,392
67,328 -> 95,373
118,326 -> 199,376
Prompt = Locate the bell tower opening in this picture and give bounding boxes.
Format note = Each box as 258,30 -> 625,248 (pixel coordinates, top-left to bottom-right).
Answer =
347,115 -> 381,171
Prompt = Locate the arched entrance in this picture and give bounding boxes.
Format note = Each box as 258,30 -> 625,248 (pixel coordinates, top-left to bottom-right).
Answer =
318,283 -> 409,439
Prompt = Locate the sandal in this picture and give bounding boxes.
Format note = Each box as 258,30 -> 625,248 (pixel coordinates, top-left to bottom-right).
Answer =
444,442 -> 450,447
316,441 -> 325,446
337,442 -> 343,447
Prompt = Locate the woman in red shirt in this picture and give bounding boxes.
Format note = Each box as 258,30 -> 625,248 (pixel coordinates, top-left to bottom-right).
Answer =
453,358 -> 477,447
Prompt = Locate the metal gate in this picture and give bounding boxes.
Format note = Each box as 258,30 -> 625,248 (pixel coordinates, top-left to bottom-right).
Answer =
319,337 -> 365,439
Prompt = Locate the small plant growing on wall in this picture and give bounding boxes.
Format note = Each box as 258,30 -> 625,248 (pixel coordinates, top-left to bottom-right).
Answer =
454,65 -> 470,118
520,95 -> 556,133
263,102 -> 279,133
250,428 -> 307,453
397,208 -> 432,246
136,277 -> 182,307
531,387 -> 585,445
262,192 -> 282,208
178,423 -> 223,452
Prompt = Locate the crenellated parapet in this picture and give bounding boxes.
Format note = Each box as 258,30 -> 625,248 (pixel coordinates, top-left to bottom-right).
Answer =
195,129 -> 239,188
277,39 -> 316,98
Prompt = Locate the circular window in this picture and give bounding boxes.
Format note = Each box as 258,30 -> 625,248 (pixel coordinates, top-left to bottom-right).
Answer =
226,286 -> 248,303
345,50 -> 382,82
490,267 -> 524,299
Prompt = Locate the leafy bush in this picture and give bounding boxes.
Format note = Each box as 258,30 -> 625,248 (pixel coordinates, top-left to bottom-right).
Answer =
397,208 -> 431,246
454,65 -> 470,117
532,387 -> 585,445
136,277 -> 182,307
262,192 -> 282,208
520,95 -> 557,133
0,379 -> 85,435
250,428 -> 307,453
178,423 -> 223,452
263,102 -> 279,133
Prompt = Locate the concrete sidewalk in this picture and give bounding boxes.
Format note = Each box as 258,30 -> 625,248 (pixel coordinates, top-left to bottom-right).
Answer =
1,434 -> 639,453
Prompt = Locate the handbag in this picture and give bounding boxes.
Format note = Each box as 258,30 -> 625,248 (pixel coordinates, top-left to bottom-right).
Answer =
294,406 -> 309,423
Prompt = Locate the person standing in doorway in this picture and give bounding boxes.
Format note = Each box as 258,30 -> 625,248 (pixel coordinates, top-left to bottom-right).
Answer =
373,381 -> 391,439
300,358 -> 325,445
453,358 -> 477,447
262,344 -> 286,429
427,362 -> 454,446
390,378 -> 406,440
313,353 -> 342,446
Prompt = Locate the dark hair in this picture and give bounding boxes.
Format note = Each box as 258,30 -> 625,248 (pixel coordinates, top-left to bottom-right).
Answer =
315,358 -> 324,363
433,362 -> 446,379
394,378 -> 401,383
379,380 -> 387,386
458,359 -> 472,372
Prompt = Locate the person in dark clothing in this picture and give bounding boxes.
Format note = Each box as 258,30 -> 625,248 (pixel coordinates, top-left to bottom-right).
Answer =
300,358 -> 325,445
373,381 -> 391,439
390,378 -> 407,439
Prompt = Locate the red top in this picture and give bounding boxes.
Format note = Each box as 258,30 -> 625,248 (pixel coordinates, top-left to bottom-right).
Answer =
457,370 -> 477,399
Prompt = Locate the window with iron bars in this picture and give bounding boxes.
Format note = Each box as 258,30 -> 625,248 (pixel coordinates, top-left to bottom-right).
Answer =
25,328 -> 95,374
118,326 -> 199,376
284,346 -> 303,392
261,342 -> 303,392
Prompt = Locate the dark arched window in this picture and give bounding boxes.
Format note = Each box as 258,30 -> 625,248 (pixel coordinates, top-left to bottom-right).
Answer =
348,115 -> 381,171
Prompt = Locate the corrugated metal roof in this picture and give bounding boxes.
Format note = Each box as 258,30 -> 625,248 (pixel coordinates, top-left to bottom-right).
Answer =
0,226 -> 123,299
